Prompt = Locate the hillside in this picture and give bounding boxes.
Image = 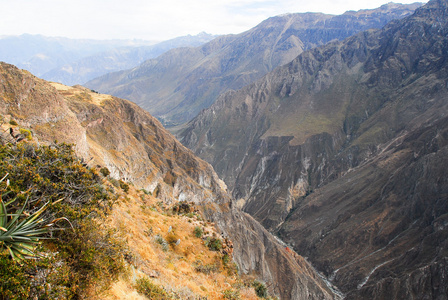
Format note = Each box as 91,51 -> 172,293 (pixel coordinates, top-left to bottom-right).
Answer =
179,0 -> 448,298
85,3 -> 421,127
0,138 -> 249,299
0,62 -> 336,299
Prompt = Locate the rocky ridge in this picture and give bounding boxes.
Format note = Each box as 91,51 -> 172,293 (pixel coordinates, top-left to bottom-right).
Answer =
179,0 -> 448,297
85,3 -> 421,127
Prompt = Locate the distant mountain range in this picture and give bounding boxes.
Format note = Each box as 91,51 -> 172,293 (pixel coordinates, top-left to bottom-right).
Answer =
41,32 -> 216,86
0,32 -> 216,85
0,34 -> 155,76
85,2 -> 422,127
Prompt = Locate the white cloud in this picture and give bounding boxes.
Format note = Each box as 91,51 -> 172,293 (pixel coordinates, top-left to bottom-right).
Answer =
0,0 -> 428,40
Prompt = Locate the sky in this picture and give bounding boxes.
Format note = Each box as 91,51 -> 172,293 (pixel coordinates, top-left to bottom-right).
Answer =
0,0 -> 428,41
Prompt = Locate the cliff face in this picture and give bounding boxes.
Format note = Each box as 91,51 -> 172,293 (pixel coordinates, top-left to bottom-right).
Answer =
179,0 -> 448,297
85,3 -> 420,126
0,62 -> 336,299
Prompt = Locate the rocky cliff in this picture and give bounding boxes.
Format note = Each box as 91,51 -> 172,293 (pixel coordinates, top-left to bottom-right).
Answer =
85,3 -> 421,127
179,0 -> 448,297
0,62 -> 337,299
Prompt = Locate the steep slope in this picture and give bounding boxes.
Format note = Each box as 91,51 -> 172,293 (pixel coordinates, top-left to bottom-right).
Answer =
85,3 -> 421,126
179,0 -> 448,297
41,32 -> 216,86
0,62 -> 336,299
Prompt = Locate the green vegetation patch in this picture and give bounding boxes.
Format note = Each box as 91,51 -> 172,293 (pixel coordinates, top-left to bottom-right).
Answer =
135,277 -> 171,300
0,141 -> 127,299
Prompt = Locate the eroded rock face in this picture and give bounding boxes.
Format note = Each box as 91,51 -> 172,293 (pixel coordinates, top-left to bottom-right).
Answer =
202,204 -> 337,299
180,0 -> 448,298
0,62 -> 337,299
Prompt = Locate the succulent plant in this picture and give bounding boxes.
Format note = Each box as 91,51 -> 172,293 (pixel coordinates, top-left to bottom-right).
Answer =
0,196 -> 50,263
0,175 -> 69,263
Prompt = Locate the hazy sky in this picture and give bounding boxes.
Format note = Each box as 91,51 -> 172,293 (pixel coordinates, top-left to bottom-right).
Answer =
0,0 -> 427,41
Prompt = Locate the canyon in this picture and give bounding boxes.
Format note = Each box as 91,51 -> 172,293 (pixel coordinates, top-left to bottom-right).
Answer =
0,62 -> 335,299
179,0 -> 448,298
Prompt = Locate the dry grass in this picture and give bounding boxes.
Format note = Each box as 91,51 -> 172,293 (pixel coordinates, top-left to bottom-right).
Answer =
92,184 -> 250,300
50,82 -> 113,106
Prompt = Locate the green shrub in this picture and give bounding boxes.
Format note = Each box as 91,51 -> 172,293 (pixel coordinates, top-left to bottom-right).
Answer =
222,288 -> 240,300
193,259 -> 220,274
0,252 -> 31,299
135,277 -> 171,299
193,226 -> 203,238
99,167 -> 110,177
0,141 -> 127,298
53,216 -> 127,295
19,128 -> 32,141
119,180 -> 129,193
140,188 -> 151,195
205,237 -> 222,251
252,280 -> 268,298
222,253 -> 230,265
0,142 -> 106,207
171,201 -> 193,215
155,234 -> 169,252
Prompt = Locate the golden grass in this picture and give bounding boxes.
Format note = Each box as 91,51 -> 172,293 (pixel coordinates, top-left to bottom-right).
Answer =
92,185 -> 252,299
50,82 -> 113,106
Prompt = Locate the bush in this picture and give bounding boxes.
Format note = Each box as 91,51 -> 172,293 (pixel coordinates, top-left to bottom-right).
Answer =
205,237 -> 222,251
18,128 -> 32,141
155,234 -> 169,252
172,201 -> 192,215
0,141 -> 127,298
135,277 -> 171,299
165,232 -> 180,249
0,252 -> 31,299
193,226 -> 203,238
99,167 -> 110,177
193,260 -> 220,274
119,180 -> 129,193
0,142 -> 106,207
53,217 -> 127,295
222,253 -> 230,265
252,280 -> 268,298
222,288 -> 240,300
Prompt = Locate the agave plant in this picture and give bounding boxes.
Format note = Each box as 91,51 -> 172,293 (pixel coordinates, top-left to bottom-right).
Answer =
0,169 -> 72,263
0,196 -> 52,263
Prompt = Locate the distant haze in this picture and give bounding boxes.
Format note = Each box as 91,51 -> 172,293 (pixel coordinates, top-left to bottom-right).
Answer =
0,0 -> 427,41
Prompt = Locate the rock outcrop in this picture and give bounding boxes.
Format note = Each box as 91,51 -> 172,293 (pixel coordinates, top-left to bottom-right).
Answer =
0,62 -> 337,299
179,0 -> 448,297
85,3 -> 421,126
